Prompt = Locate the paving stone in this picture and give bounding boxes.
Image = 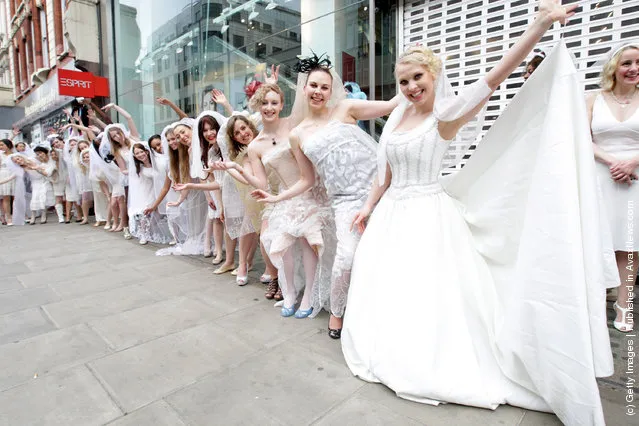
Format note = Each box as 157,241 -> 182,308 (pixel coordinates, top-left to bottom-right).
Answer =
314,395 -> 424,425
0,324 -> 109,391
0,307 -> 56,346
167,344 -> 364,425
106,400 -> 186,426
0,286 -> 59,316
90,296 -> 224,350
0,276 -> 23,293
43,284 -> 161,328
89,322 -> 258,413
0,365 -> 121,425
49,268 -> 150,299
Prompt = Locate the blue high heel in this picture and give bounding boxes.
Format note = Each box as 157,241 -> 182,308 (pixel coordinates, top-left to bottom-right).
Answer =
281,306 -> 295,317
294,307 -> 313,319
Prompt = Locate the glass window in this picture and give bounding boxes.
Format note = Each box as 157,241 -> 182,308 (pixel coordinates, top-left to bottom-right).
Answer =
112,0 -> 394,138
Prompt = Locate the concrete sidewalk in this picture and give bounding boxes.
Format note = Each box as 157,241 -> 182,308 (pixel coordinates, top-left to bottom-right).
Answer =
0,220 -> 633,425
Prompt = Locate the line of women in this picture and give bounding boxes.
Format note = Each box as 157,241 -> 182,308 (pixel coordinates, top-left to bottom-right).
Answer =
1,1 -> 634,423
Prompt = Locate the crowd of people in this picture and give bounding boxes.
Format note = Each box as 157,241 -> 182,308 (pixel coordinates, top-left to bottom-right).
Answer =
0,1 -> 636,424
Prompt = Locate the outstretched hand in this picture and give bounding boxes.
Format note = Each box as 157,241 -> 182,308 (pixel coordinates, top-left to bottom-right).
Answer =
102,103 -> 115,112
173,183 -> 189,191
251,189 -> 277,203
538,0 -> 578,25
263,64 -> 280,85
211,89 -> 227,105
143,206 -> 156,216
156,97 -> 170,106
167,200 -> 182,208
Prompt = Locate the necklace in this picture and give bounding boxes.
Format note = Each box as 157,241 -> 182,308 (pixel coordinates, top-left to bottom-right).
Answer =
610,89 -> 637,108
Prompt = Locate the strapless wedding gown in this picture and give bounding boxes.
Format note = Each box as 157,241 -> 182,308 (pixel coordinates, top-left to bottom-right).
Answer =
343,42 -> 615,426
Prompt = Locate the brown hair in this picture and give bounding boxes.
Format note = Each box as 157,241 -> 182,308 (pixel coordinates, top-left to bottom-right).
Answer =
168,142 -> 190,184
249,83 -> 284,112
226,115 -> 258,160
132,143 -> 151,176
197,115 -> 222,166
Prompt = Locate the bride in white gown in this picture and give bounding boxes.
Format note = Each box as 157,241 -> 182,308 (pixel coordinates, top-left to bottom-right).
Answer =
343,2 -> 615,425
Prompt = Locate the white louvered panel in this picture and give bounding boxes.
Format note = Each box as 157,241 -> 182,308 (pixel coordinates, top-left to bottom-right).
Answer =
402,0 -> 639,170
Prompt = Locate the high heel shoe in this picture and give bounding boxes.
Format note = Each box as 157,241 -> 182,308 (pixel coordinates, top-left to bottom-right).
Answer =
236,276 -> 249,286
294,307 -> 313,319
614,302 -> 634,332
281,305 -> 295,317
328,328 -> 342,339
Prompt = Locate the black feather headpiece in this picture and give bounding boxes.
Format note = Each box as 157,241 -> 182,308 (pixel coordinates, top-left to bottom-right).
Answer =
293,51 -> 332,74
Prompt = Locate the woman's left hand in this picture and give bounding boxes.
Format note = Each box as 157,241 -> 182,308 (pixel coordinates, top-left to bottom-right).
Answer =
610,160 -> 638,183
538,0 -> 579,25
251,189 -> 277,203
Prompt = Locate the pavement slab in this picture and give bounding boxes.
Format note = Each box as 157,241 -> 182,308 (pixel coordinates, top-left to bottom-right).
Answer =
0,220 -> 635,426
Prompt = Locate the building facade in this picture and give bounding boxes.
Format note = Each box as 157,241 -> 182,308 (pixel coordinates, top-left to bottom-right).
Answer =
104,0 -> 399,138
401,0 -> 639,167
0,0 -> 104,145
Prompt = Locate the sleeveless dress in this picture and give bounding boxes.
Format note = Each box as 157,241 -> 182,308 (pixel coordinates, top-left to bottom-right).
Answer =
260,142 -> 335,304
0,152 -> 15,196
28,162 -> 55,211
129,167 -> 171,244
233,149 -> 262,235
343,42 -> 614,426
591,93 -> 639,251
302,121 -> 376,317
51,154 -> 67,197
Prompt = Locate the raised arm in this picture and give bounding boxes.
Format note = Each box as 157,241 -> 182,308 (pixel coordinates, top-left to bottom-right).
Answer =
338,94 -> 401,123
156,97 -> 188,119
441,0 -> 577,139
252,132 -> 314,203
103,103 -> 141,140
63,123 -> 96,142
83,99 -> 113,125
87,107 -> 108,130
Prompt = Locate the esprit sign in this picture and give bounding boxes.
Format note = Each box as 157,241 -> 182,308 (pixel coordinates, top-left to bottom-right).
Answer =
58,69 -> 109,98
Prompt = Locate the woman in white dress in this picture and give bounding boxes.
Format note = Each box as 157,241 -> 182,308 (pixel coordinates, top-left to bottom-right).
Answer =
0,139 -> 15,225
343,2 -> 613,425
48,148 -> 67,223
190,112 -> 228,264
28,146 -> 56,224
219,82 -> 332,317
156,118 -> 209,256
0,153 -> 29,226
587,42 -> 639,332
127,143 -> 171,244
252,55 -> 398,336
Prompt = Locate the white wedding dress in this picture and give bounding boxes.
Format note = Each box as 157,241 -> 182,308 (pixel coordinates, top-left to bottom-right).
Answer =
342,42 -> 616,426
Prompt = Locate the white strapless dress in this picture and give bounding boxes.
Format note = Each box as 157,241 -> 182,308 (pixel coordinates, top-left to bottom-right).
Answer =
342,42 -> 615,426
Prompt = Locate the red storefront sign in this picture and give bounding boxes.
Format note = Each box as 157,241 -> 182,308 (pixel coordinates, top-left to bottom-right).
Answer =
58,69 -> 110,98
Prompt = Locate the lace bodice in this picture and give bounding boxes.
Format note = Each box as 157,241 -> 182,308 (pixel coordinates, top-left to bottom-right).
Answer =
386,116 -> 447,192
261,142 -> 300,191
302,121 -> 376,199
592,94 -> 639,154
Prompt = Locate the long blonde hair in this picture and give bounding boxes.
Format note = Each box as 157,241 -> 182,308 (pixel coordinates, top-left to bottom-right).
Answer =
600,45 -> 639,91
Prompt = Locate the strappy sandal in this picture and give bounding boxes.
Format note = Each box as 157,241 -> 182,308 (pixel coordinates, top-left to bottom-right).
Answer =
614,302 -> 634,332
265,278 -> 279,300
273,283 -> 283,301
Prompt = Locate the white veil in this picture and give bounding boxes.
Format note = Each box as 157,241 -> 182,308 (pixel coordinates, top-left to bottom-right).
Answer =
377,52 -> 492,184
6,154 -> 27,226
289,66 -> 347,129
99,123 -> 131,159
127,141 -> 167,216
190,111 -> 228,179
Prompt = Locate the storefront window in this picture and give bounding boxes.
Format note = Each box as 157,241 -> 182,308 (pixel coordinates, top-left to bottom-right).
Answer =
111,0 -> 394,139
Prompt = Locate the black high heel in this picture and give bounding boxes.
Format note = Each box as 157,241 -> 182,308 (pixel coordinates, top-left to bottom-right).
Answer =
328,328 -> 342,339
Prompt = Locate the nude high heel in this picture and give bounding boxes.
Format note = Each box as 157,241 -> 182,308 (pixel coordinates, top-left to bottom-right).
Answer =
614,302 -> 634,333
